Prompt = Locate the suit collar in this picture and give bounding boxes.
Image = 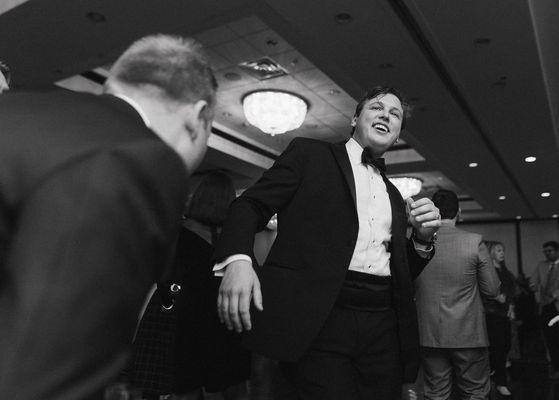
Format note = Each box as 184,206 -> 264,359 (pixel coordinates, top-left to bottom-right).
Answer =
109,93 -> 151,128
331,141 -> 356,206
99,94 -> 152,132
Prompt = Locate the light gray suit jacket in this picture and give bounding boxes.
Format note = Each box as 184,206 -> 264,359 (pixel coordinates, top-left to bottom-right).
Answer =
415,223 -> 500,347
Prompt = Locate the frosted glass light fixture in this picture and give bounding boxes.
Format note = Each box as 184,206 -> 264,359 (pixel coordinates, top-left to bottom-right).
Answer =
389,177 -> 422,199
242,90 -> 308,135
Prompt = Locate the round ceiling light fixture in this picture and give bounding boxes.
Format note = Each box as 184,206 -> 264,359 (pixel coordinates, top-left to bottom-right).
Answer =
389,177 -> 422,200
242,90 -> 308,136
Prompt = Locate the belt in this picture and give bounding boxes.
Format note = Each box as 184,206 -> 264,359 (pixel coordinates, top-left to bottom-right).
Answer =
335,270 -> 393,311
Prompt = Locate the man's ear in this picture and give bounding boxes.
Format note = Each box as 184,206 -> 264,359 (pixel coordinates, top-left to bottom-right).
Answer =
350,116 -> 357,127
193,99 -> 209,125
181,100 -> 209,141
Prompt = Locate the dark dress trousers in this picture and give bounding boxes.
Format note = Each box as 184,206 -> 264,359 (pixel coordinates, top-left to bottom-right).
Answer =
214,137 -> 431,384
0,91 -> 188,399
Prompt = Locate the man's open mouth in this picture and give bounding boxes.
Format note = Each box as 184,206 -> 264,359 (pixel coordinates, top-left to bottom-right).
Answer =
373,123 -> 389,133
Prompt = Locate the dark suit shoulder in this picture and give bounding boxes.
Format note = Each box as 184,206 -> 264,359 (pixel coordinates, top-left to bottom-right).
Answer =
286,136 -> 337,151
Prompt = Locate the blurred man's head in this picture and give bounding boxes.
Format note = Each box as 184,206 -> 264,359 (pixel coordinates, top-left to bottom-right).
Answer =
104,34 -> 217,173
431,189 -> 460,220
0,61 -> 10,93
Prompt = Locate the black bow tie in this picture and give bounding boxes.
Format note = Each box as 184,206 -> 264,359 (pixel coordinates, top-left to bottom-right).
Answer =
361,148 -> 386,172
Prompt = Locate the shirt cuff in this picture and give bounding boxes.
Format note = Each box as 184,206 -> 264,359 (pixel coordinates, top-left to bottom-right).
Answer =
213,254 -> 252,276
413,240 -> 433,259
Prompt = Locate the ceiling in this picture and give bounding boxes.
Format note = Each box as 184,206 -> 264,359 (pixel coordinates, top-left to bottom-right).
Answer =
1,0 -> 558,222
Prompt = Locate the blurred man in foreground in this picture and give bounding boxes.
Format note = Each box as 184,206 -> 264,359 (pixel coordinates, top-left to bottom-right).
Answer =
0,34 -> 217,399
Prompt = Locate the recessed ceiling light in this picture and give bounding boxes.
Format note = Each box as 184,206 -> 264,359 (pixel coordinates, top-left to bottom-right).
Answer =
498,195 -> 506,200
334,13 -> 353,24
224,72 -> 241,81
86,11 -> 106,23
468,162 -> 478,168
552,214 -> 558,218
541,192 -> 551,198
378,63 -> 394,69
266,39 -> 278,47
474,37 -> 491,45
515,215 -> 522,219
525,156 -> 536,162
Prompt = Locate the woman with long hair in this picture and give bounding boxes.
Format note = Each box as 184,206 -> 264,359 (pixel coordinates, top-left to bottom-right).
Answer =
483,241 -> 517,397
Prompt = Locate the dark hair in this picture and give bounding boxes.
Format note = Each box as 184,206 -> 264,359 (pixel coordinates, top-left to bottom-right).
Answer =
431,189 -> 459,219
0,60 -> 10,85
109,34 -> 218,123
187,171 -> 235,227
543,241 -> 559,251
351,86 -> 410,135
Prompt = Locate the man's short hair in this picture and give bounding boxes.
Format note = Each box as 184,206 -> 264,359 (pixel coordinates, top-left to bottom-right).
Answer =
351,86 -> 410,135
0,60 -> 11,85
187,171 -> 235,226
109,34 -> 217,122
431,189 -> 459,220
543,241 -> 559,250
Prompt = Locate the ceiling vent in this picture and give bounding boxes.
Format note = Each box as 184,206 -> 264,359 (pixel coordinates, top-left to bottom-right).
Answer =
239,57 -> 288,80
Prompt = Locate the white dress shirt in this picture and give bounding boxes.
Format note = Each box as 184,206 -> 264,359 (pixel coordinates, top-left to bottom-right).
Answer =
345,138 -> 392,276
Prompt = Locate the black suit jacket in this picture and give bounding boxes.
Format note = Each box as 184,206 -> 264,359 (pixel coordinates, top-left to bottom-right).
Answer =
0,91 -> 188,399
214,137 -> 431,382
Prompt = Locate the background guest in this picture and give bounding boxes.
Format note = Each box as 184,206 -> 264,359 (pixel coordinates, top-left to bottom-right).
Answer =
130,171 -> 250,400
530,240 -> 559,379
483,240 -> 517,396
415,189 -> 500,400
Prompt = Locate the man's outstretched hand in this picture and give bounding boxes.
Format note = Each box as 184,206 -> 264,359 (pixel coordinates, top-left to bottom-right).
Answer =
217,259 -> 263,332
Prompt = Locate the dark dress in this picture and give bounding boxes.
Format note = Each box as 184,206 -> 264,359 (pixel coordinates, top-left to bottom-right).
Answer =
129,226 -> 250,397
484,264 -> 517,386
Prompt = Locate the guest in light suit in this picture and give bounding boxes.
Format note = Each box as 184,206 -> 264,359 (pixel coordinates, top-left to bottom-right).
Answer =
214,86 -> 442,400
415,189 -> 500,400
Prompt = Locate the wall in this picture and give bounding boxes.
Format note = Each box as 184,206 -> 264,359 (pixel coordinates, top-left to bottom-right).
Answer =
459,218 -> 559,278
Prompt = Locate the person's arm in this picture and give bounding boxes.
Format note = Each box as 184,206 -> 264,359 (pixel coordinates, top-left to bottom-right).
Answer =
215,138 -> 306,332
477,241 -> 501,297
405,197 -> 440,278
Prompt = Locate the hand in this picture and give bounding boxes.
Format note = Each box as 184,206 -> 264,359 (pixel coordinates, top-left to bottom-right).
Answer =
507,305 -> 515,320
402,384 -> 417,400
495,293 -> 506,303
217,259 -> 263,332
407,197 -> 441,241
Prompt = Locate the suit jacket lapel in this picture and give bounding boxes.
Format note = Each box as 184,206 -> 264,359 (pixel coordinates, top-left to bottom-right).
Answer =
331,142 -> 356,206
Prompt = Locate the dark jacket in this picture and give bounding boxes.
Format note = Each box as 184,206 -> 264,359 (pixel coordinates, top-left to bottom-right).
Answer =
214,137 -> 431,382
0,91 -> 187,399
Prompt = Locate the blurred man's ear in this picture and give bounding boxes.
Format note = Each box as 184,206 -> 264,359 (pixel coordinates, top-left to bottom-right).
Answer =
0,71 -> 9,93
193,100 -> 210,126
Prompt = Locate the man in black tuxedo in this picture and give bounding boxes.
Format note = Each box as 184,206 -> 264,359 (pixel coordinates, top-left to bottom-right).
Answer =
0,35 -> 216,399
214,86 -> 441,399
